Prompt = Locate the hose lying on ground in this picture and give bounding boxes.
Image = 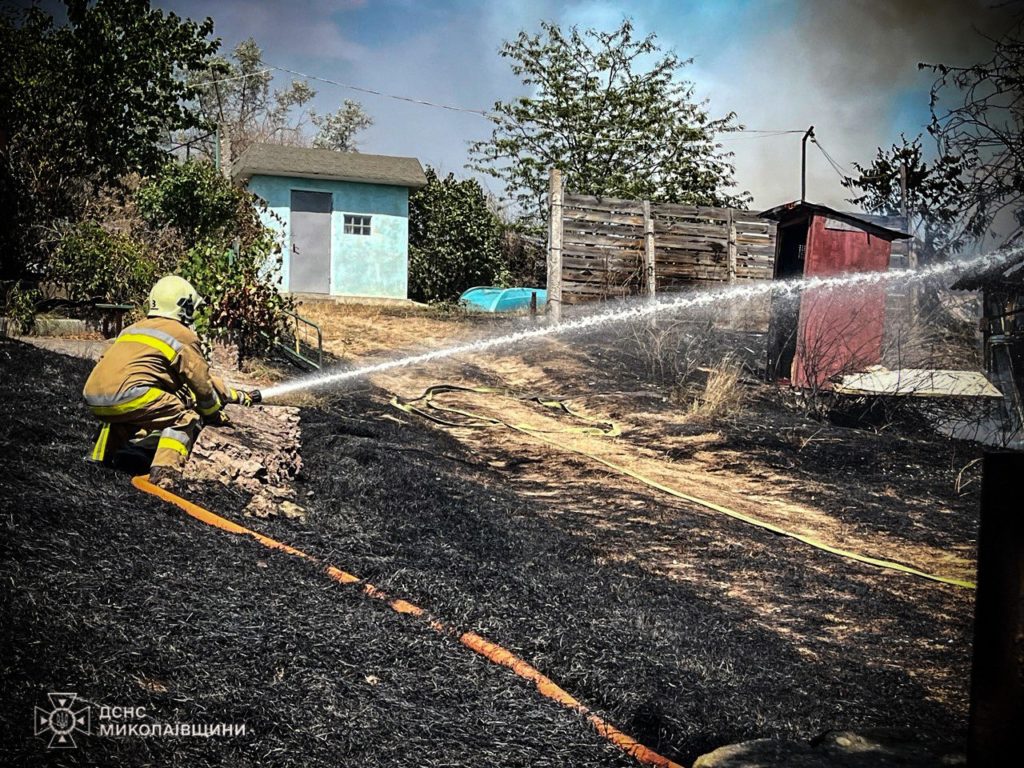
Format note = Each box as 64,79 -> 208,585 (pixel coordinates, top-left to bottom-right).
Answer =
390,385 -> 976,591
132,474 -> 685,768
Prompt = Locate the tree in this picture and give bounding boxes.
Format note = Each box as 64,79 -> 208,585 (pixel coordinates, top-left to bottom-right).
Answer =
408,167 -> 506,303
311,100 -> 374,153
469,19 -> 748,221
0,0 -> 217,278
187,38 -> 314,160
186,39 -> 373,160
842,134 -> 967,261
920,17 -> 1024,245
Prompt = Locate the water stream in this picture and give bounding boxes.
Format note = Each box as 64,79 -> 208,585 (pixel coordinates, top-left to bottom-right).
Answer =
261,248 -> 1017,400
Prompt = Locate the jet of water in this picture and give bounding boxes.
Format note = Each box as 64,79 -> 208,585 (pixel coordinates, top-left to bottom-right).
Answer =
261,248 -> 1018,400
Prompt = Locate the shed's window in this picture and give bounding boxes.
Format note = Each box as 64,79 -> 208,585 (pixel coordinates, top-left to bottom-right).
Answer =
343,214 -> 372,236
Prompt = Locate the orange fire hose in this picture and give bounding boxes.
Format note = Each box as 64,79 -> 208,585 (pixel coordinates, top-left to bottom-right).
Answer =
132,475 -> 684,768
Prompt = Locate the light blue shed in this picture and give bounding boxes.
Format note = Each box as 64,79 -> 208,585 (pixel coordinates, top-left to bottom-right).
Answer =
233,143 -> 427,300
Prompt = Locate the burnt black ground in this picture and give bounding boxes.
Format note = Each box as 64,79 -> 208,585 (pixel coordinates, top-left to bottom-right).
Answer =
1,337 -> 975,765
0,339 -> 633,767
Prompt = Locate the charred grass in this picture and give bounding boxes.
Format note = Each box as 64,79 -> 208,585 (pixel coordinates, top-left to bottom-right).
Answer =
1,337 -> 975,765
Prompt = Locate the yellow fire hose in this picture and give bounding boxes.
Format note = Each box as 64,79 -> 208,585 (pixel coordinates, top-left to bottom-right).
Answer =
132,474 -> 684,768
390,385 -> 976,591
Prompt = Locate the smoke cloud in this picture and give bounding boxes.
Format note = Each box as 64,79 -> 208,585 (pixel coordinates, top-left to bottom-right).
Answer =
703,0 -> 1017,207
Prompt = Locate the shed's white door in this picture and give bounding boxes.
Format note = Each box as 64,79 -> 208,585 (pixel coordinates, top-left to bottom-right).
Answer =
290,190 -> 332,294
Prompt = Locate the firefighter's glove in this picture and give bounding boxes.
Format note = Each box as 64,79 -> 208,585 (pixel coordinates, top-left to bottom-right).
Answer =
202,410 -> 233,428
176,386 -> 197,410
235,390 -> 256,408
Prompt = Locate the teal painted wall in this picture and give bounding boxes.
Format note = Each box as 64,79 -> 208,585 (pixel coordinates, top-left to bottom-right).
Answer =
246,174 -> 409,299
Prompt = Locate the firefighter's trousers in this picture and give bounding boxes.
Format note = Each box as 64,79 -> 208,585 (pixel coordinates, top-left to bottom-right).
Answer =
88,388 -> 200,471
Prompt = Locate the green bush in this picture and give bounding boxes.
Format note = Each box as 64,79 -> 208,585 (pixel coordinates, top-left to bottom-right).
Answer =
2,282 -> 40,333
50,222 -> 164,304
137,159 -> 293,355
408,167 -> 507,304
177,236 -> 290,357
137,160 -> 241,248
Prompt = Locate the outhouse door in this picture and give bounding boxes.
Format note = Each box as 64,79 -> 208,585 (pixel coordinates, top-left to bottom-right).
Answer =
290,190 -> 332,294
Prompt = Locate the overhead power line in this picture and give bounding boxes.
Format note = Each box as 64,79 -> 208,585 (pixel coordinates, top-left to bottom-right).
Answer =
271,65 -> 495,116
812,136 -> 855,183
189,68 -> 275,87
191,65 -> 809,142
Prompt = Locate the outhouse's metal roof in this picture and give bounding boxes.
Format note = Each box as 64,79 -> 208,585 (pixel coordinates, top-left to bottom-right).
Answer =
233,143 -> 428,188
760,201 -> 911,240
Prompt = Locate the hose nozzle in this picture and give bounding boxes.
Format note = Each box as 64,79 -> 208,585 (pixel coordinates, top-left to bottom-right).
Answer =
249,389 -> 263,404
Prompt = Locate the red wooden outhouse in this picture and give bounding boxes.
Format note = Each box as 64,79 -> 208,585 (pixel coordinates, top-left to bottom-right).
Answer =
761,201 -> 910,389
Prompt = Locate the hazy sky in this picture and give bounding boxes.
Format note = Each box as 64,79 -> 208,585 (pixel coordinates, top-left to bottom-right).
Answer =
143,1 -> 1013,210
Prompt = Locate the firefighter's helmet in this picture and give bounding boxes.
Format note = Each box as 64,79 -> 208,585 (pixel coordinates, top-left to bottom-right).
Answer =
147,275 -> 204,325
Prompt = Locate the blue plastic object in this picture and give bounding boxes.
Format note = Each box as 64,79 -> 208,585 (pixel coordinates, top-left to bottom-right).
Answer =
458,286 -> 548,313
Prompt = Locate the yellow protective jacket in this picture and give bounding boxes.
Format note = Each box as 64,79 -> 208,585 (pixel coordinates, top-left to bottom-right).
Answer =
83,316 -> 238,419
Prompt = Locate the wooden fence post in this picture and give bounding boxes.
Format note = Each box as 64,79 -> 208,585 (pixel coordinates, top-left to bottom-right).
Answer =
727,209 -> 738,284
547,168 -> 563,323
968,450 -> 1024,767
643,200 -> 656,299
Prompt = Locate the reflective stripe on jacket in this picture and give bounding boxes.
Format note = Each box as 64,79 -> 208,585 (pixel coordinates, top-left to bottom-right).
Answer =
83,316 -> 223,417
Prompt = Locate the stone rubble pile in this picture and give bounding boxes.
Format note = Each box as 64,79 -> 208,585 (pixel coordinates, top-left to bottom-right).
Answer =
185,404 -> 306,520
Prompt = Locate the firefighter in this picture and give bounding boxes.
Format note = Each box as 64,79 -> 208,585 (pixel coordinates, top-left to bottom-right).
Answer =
83,275 -> 258,489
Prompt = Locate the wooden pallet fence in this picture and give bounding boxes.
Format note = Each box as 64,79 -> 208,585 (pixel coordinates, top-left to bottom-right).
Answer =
555,192 -> 777,305
559,195 -> 647,305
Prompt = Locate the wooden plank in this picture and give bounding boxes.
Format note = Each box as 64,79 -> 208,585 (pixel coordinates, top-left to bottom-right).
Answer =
655,238 -> 730,253
657,253 -> 729,266
563,282 -> 633,295
563,220 -> 645,237
561,245 -> 642,262
658,268 -> 729,280
564,214 -> 645,228
563,262 -> 638,274
655,218 -> 729,232
563,273 -> 639,284
657,259 -> 729,271
561,251 -> 638,264
659,253 -> 730,265
563,194 -> 645,212
562,231 -> 644,249
653,202 -> 736,219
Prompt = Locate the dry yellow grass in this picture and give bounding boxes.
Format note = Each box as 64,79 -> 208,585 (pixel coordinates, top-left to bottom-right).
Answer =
688,356 -> 747,421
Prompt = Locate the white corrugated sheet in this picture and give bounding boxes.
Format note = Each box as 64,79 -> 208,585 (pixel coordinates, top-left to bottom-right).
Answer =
835,368 -> 1003,398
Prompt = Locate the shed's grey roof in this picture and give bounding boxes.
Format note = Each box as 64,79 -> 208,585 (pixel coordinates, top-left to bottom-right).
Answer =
233,143 -> 427,188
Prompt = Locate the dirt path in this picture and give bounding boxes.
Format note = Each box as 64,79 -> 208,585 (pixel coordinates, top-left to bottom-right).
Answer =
278,305 -> 974,581
271,304 -> 980,714
295,306 -> 976,589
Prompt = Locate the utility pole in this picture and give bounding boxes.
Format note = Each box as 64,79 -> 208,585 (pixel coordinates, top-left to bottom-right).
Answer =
899,161 -> 909,221
801,126 -> 815,202
899,159 -> 919,323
